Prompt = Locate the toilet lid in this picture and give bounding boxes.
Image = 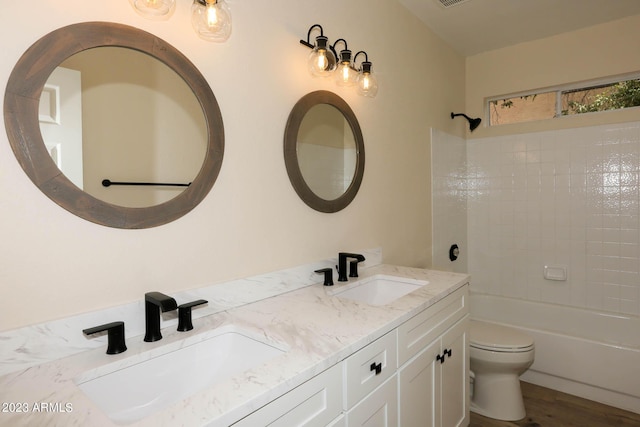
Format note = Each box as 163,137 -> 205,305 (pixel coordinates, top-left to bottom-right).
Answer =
470,320 -> 534,351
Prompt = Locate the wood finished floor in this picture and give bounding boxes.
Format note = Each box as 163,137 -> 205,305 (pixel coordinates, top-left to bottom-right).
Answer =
469,382 -> 640,427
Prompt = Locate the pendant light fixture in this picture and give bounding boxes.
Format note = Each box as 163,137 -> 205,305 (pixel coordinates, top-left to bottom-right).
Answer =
333,39 -> 357,87
299,25 -> 378,98
300,25 -> 337,78
354,51 -> 378,98
191,0 -> 232,42
129,0 -> 231,42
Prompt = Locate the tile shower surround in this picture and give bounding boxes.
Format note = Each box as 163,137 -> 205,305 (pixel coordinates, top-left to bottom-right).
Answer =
466,122 -> 640,316
431,129 -> 468,274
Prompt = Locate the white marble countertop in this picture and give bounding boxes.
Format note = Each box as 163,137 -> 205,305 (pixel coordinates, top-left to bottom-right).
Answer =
0,264 -> 468,427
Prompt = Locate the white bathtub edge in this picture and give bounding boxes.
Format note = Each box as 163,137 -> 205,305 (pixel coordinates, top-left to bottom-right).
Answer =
469,292 -> 640,416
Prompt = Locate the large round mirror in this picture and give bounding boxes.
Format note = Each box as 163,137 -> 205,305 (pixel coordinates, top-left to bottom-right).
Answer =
4,22 -> 224,228
284,91 -> 365,213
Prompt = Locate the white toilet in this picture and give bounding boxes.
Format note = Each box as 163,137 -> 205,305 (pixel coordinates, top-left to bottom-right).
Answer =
469,320 -> 535,421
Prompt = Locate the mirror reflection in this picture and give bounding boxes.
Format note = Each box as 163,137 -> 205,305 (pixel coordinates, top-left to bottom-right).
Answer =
284,90 -> 365,213
297,104 -> 357,200
40,47 -> 207,208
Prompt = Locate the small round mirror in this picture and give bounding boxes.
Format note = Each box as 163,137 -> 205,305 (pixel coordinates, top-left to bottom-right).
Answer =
284,91 -> 365,213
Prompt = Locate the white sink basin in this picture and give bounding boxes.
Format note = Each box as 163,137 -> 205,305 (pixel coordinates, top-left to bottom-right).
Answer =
330,274 -> 429,306
76,325 -> 286,424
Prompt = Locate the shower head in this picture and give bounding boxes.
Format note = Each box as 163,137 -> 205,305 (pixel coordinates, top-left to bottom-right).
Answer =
451,112 -> 482,132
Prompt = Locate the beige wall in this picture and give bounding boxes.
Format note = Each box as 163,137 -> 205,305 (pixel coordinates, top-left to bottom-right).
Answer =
0,1 -> 465,330
63,47 -> 207,207
466,14 -> 640,138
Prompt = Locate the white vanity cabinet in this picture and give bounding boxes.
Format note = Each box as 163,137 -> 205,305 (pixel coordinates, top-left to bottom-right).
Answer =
397,286 -> 469,427
231,363 -> 344,427
345,375 -> 398,426
343,331 -> 398,426
232,284 -> 468,427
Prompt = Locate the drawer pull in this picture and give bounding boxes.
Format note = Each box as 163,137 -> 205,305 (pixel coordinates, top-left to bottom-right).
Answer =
370,362 -> 382,375
437,349 -> 453,364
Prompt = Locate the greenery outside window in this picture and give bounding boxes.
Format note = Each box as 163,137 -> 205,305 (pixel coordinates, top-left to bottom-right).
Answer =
488,74 -> 640,126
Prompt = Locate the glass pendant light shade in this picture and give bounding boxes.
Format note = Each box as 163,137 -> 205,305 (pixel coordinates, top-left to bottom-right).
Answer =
191,0 -> 232,42
335,50 -> 357,87
356,62 -> 378,98
131,0 -> 176,19
307,36 -> 336,77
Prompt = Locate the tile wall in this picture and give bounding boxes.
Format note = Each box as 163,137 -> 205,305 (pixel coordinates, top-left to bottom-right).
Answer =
431,129 -> 468,273
467,122 -> 640,316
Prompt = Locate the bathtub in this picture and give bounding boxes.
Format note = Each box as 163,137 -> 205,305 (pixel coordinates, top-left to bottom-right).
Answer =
470,293 -> 640,415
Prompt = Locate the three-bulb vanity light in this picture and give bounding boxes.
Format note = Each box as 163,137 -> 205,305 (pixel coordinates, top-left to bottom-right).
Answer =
300,25 -> 378,98
130,0 -> 231,42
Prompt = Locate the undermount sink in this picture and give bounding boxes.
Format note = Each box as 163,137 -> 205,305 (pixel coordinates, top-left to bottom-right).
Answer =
330,274 -> 429,306
76,325 -> 287,424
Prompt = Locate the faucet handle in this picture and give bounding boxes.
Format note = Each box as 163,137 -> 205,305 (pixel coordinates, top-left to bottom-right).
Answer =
83,321 -> 127,355
349,259 -> 361,278
314,268 -> 334,286
177,299 -> 208,332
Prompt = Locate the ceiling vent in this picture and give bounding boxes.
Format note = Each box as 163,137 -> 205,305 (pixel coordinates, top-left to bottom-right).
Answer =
437,0 -> 471,8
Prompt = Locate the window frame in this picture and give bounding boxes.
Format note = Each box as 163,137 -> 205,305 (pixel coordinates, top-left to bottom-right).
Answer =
486,72 -> 640,126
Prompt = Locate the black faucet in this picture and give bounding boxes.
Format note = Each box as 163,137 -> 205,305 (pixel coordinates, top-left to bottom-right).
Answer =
315,268 -> 334,286
337,252 -> 366,282
177,299 -> 208,332
144,292 -> 178,342
83,321 -> 127,355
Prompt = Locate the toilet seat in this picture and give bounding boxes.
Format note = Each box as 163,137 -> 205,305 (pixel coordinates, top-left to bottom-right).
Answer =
470,320 -> 534,353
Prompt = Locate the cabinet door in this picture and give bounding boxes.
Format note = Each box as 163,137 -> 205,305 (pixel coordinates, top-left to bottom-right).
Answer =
440,317 -> 469,427
232,363 -> 343,427
346,375 -> 398,427
397,286 -> 468,366
398,338 -> 440,427
327,414 -> 346,427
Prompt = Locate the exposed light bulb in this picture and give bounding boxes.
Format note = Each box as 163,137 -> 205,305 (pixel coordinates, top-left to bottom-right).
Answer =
334,50 -> 356,87
192,0 -> 232,42
307,36 -> 336,77
316,50 -> 328,69
362,75 -> 371,89
356,62 -> 378,98
206,2 -> 219,27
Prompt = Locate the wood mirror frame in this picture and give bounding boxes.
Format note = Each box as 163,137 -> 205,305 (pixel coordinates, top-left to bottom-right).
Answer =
4,22 -> 224,228
284,91 -> 365,213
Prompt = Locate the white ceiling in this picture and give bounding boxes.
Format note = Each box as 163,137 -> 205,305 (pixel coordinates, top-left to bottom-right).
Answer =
398,0 -> 640,56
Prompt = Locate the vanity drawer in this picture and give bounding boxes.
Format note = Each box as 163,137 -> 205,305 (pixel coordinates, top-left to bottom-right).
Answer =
397,285 -> 468,365
344,329 -> 397,409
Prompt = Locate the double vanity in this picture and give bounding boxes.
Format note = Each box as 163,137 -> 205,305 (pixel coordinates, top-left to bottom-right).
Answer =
0,262 -> 469,426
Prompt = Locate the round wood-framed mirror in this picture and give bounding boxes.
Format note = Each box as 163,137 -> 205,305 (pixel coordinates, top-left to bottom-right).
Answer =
284,91 -> 365,213
4,22 -> 224,228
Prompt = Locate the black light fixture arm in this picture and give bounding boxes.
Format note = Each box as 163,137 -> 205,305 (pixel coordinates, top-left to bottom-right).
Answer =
354,51 -> 372,71
332,38 -> 348,52
300,24 -> 324,48
354,50 -> 369,64
331,38 -> 349,63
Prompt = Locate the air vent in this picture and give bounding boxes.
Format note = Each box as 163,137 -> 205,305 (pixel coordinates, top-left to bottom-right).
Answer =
437,0 -> 471,8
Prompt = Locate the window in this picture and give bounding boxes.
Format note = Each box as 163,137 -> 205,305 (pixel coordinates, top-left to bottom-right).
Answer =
488,75 -> 640,126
